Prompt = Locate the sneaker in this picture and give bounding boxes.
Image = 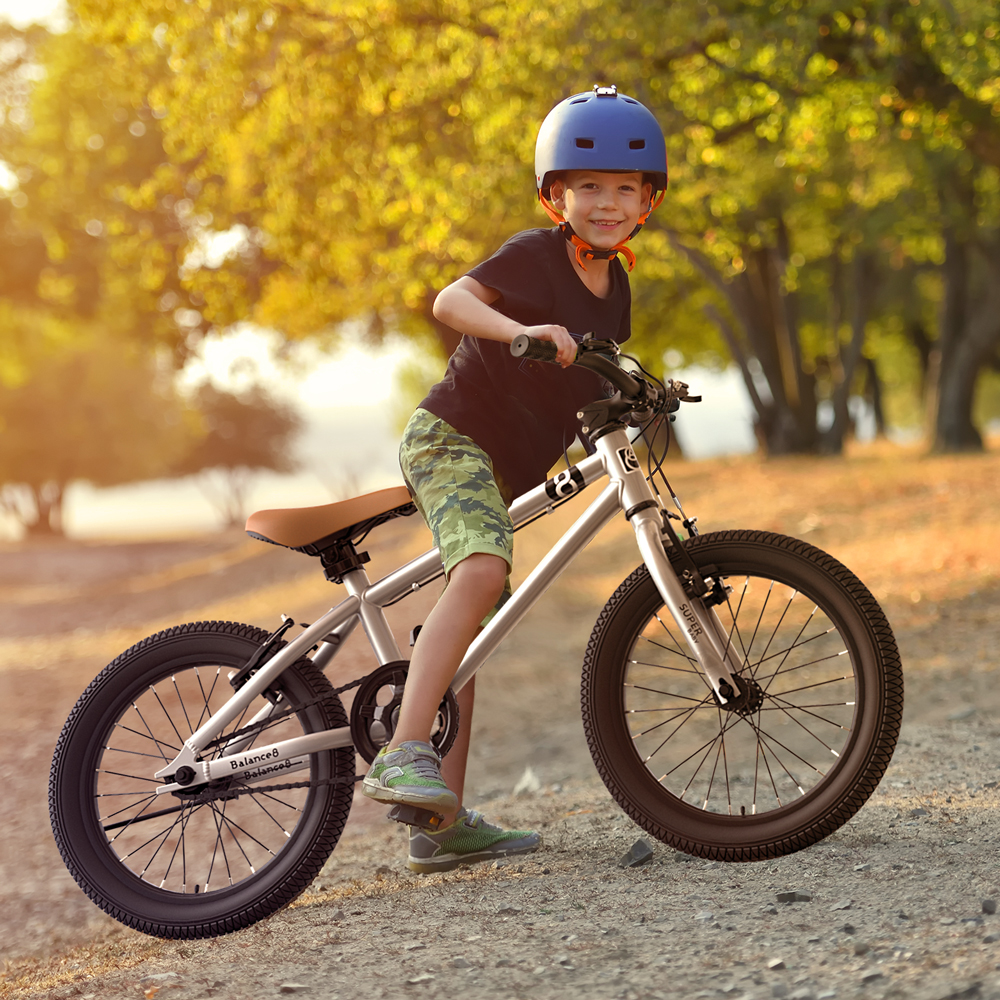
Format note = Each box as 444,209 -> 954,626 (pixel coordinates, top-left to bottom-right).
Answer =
361,740 -> 458,811
407,807 -> 541,874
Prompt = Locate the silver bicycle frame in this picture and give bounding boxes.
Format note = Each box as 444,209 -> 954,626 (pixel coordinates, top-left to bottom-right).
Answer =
153,426 -> 741,795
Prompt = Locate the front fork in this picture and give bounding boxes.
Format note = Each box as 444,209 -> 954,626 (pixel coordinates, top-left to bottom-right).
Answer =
596,428 -> 742,705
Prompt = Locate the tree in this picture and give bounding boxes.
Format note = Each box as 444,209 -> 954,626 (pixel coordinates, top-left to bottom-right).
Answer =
0,21 -> 215,356
174,383 -> 302,528
58,0 -> 1000,455
0,311 -> 195,535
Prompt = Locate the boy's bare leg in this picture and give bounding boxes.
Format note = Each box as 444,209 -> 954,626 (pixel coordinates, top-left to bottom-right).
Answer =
390,552 -> 505,822
439,676 -> 475,821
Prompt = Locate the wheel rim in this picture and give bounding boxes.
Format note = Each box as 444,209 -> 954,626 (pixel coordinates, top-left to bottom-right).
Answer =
92,661 -> 326,896
624,571 -> 861,819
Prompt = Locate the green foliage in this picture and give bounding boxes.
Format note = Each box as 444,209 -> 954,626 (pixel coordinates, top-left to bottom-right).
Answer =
3,0 -> 1000,460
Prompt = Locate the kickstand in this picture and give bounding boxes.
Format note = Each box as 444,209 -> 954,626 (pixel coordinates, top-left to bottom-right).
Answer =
387,804 -> 445,831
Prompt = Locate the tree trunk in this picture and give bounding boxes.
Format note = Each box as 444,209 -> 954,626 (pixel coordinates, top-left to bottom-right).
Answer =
931,233 -> 1000,452
23,481 -> 64,536
822,252 -> 875,454
675,231 -> 817,455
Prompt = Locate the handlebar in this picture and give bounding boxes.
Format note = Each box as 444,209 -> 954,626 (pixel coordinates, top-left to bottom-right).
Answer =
509,334 -> 700,411
510,333 -> 644,398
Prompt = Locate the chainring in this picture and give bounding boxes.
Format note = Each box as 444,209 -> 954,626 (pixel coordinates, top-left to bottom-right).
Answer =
349,660 -> 460,764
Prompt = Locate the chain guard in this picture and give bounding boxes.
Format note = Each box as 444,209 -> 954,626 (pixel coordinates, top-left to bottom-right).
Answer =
349,660 -> 460,764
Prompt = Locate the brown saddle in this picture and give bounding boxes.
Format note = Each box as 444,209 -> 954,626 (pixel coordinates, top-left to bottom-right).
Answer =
245,485 -> 416,554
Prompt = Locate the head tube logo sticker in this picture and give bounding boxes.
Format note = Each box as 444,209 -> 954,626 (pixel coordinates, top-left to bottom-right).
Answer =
545,466 -> 585,500
617,446 -> 640,473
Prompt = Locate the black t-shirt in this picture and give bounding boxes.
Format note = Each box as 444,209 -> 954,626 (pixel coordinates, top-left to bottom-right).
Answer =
418,227 -> 631,499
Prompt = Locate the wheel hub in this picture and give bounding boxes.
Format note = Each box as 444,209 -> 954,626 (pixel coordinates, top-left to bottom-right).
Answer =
716,673 -> 764,716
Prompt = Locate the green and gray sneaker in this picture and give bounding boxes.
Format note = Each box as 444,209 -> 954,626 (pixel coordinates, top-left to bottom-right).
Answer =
361,740 -> 458,811
407,808 -> 541,874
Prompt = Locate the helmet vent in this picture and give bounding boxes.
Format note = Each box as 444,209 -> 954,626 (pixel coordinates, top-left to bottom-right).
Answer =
570,97 -> 588,105
629,139 -> 646,149
575,138 -> 595,148
622,97 -> 638,104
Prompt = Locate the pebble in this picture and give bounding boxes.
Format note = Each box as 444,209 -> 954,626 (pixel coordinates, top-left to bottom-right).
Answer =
853,941 -> 870,956
853,863 -> 871,872
777,890 -> 812,903
767,957 -> 786,970
496,905 -> 522,916
450,957 -> 471,969
513,765 -> 542,796
407,974 -> 435,984
830,899 -> 852,911
278,986 -> 310,995
619,839 -> 654,868
910,807 -> 930,818
695,911 -> 715,921
403,942 -> 426,951
860,971 -> 883,984
983,899 -> 998,914
139,974 -> 180,986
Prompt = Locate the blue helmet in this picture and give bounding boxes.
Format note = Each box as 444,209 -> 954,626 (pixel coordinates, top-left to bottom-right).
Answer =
534,85 -> 668,199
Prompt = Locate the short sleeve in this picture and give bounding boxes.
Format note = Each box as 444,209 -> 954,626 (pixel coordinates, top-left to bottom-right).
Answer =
466,230 -> 555,327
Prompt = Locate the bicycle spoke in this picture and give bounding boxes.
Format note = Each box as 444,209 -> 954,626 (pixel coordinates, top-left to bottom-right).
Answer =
620,557 -> 863,818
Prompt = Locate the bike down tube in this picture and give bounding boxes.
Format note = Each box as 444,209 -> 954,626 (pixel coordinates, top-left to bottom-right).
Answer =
451,480 -> 622,693
153,595 -> 363,784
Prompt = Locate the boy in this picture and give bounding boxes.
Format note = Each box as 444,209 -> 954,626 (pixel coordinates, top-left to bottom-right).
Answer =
362,85 -> 668,874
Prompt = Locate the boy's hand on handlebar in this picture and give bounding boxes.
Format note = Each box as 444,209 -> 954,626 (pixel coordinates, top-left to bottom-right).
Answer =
523,325 -> 576,368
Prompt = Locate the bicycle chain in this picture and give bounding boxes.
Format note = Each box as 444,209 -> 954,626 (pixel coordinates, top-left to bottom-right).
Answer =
202,674 -> 366,752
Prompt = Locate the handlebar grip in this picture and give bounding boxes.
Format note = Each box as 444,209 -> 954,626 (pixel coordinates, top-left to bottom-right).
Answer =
510,334 -> 561,363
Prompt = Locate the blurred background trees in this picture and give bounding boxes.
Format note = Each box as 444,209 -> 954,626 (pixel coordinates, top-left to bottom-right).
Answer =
1,0 -> 998,535
173,383 -> 302,528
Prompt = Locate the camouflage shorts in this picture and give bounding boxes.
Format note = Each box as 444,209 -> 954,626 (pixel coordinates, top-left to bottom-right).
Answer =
399,408 -> 513,623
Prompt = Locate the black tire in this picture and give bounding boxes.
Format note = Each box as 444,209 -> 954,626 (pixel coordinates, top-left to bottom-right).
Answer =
49,621 -> 354,938
582,530 -> 903,861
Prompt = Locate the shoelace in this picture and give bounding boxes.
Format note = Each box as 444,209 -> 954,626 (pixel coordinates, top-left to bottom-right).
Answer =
388,744 -> 444,781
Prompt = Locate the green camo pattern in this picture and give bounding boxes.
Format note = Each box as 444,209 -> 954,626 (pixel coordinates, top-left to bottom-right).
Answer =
399,408 -> 514,624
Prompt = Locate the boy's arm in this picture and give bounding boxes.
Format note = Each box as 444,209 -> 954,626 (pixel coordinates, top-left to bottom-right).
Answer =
433,276 -> 577,368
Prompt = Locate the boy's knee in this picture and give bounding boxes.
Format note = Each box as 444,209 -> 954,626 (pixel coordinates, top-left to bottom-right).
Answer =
450,552 -> 508,599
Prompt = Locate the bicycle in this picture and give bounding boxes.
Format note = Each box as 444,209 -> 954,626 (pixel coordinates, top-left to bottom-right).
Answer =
49,333 -> 903,940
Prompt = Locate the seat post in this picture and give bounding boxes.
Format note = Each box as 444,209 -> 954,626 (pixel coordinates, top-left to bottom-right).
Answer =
340,566 -> 404,664
317,539 -> 371,583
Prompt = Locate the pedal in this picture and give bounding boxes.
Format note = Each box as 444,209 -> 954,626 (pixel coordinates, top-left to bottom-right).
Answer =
386,804 -> 445,831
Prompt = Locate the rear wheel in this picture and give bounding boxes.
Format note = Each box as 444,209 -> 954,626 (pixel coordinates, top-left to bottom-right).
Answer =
582,530 -> 902,860
49,621 -> 354,938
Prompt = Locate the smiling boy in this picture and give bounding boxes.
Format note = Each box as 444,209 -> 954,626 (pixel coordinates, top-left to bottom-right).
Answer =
361,86 -> 668,874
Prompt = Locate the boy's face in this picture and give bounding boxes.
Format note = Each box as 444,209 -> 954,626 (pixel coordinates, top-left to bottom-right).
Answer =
549,170 -> 652,250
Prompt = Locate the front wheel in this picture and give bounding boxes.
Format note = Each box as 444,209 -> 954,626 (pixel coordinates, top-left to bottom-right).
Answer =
49,621 -> 355,939
582,530 -> 903,861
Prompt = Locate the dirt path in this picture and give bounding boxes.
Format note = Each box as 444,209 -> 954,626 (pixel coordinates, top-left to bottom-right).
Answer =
3,451 -> 1000,999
